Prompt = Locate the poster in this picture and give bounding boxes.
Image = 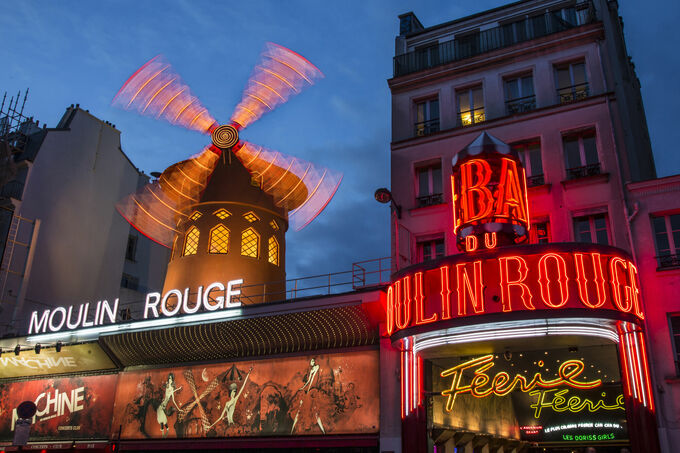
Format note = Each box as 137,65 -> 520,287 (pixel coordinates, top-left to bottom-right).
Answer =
0,374 -> 118,441
111,350 -> 379,439
0,344 -> 116,379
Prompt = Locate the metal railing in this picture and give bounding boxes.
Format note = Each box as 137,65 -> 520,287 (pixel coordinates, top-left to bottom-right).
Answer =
414,119 -> 440,136
526,174 -> 545,187
506,95 -> 536,115
657,254 -> 680,269
558,83 -> 590,103
394,4 -> 595,77
458,109 -> 485,127
416,193 -> 444,208
566,163 -> 601,180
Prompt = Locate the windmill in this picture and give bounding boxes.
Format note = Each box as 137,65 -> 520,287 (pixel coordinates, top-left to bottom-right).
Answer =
113,43 -> 341,303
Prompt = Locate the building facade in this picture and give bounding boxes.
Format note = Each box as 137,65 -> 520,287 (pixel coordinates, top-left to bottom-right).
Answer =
0,103 -> 169,334
389,0 -> 680,451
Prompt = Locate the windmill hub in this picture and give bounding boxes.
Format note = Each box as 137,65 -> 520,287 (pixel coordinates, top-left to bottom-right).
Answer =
211,124 -> 239,149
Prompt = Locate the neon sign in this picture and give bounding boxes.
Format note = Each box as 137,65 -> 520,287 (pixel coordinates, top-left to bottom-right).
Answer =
530,388 -> 625,418
386,244 -> 643,336
440,354 -> 601,413
28,279 -> 243,335
451,132 -> 529,250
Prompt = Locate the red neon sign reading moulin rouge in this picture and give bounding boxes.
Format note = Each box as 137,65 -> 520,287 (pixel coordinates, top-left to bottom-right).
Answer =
385,243 -> 643,336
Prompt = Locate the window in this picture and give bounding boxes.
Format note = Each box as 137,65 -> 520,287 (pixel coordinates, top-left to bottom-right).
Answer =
513,141 -> 544,186
270,219 -> 279,231
213,209 -> 231,219
209,224 -> 230,254
125,235 -> 138,262
455,31 -> 480,58
243,211 -> 260,223
120,273 -> 139,291
416,237 -> 445,263
505,75 -> 535,114
415,98 -> 440,136
189,211 -> 202,221
268,236 -> 279,266
668,314 -> 680,374
530,13 -> 548,38
457,86 -> 484,126
573,214 -> 609,245
563,130 -> 600,179
183,226 -> 200,256
555,61 -> 588,103
241,228 -> 259,258
416,162 -> 443,207
552,6 -> 578,27
501,19 -> 528,46
530,221 -> 551,244
652,214 -> 680,268
415,44 -> 440,69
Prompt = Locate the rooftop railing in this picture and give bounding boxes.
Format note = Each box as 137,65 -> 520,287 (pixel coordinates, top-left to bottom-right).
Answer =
393,4 -> 595,77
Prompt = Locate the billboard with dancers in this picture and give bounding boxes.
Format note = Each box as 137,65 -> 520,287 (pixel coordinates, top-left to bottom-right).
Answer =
110,350 -> 379,438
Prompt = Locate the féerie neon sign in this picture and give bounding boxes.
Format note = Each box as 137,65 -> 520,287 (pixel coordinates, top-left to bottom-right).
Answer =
440,354 -> 623,418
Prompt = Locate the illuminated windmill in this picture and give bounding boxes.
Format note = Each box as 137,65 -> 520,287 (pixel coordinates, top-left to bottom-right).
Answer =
113,43 -> 341,303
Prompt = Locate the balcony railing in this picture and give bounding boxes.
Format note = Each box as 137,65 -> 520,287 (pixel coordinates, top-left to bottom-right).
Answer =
458,109 -> 485,127
416,193 -> 444,208
558,83 -> 590,103
414,119 -> 440,136
506,95 -> 536,115
526,174 -> 545,187
394,4 -> 595,77
657,254 -> 680,269
566,163 -> 601,180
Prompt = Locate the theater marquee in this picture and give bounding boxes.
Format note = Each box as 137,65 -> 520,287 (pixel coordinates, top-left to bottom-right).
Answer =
386,243 -> 642,336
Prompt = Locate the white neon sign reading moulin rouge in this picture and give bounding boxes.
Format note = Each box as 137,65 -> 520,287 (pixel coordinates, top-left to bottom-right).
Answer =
28,279 -> 243,335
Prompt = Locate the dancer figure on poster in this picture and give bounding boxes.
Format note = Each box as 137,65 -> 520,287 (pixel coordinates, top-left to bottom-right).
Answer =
299,358 -> 320,393
290,388 -> 326,434
210,366 -> 252,428
157,373 -> 182,437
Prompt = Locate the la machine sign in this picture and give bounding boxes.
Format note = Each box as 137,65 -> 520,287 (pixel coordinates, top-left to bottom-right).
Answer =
28,279 -> 243,336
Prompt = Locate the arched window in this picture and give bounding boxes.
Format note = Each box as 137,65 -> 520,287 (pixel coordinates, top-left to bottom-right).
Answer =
209,224 -> 230,254
241,228 -> 259,258
268,236 -> 279,266
183,226 -> 200,256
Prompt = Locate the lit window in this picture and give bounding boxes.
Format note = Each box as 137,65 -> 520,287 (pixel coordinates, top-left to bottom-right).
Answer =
573,214 -> 609,245
416,237 -> 445,263
243,211 -> 260,223
512,141 -> 543,186
652,214 -> 680,268
457,86 -> 484,126
241,228 -> 259,258
668,313 -> 680,374
563,129 -> 599,179
189,211 -> 202,221
268,236 -> 279,266
414,98 -> 440,136
214,209 -> 231,220
270,219 -> 279,231
209,224 -> 230,254
555,61 -> 588,103
504,74 -> 535,114
183,226 -> 200,256
530,221 -> 551,244
416,162 -> 443,208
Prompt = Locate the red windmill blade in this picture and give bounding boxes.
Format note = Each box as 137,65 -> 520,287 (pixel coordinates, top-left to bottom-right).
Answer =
113,43 -> 340,248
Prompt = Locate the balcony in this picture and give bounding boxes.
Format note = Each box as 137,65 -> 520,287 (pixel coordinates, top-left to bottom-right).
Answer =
566,163 -> 601,180
393,4 -> 595,77
526,174 -> 545,187
657,254 -> 680,269
458,109 -> 485,127
416,193 -> 444,208
414,119 -> 440,136
558,83 -> 590,104
506,95 -> 536,115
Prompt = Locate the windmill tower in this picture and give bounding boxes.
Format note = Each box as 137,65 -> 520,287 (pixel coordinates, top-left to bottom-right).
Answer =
113,44 -> 341,304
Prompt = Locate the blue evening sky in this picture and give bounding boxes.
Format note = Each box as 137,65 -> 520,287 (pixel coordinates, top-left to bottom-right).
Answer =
1,1 -> 678,279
